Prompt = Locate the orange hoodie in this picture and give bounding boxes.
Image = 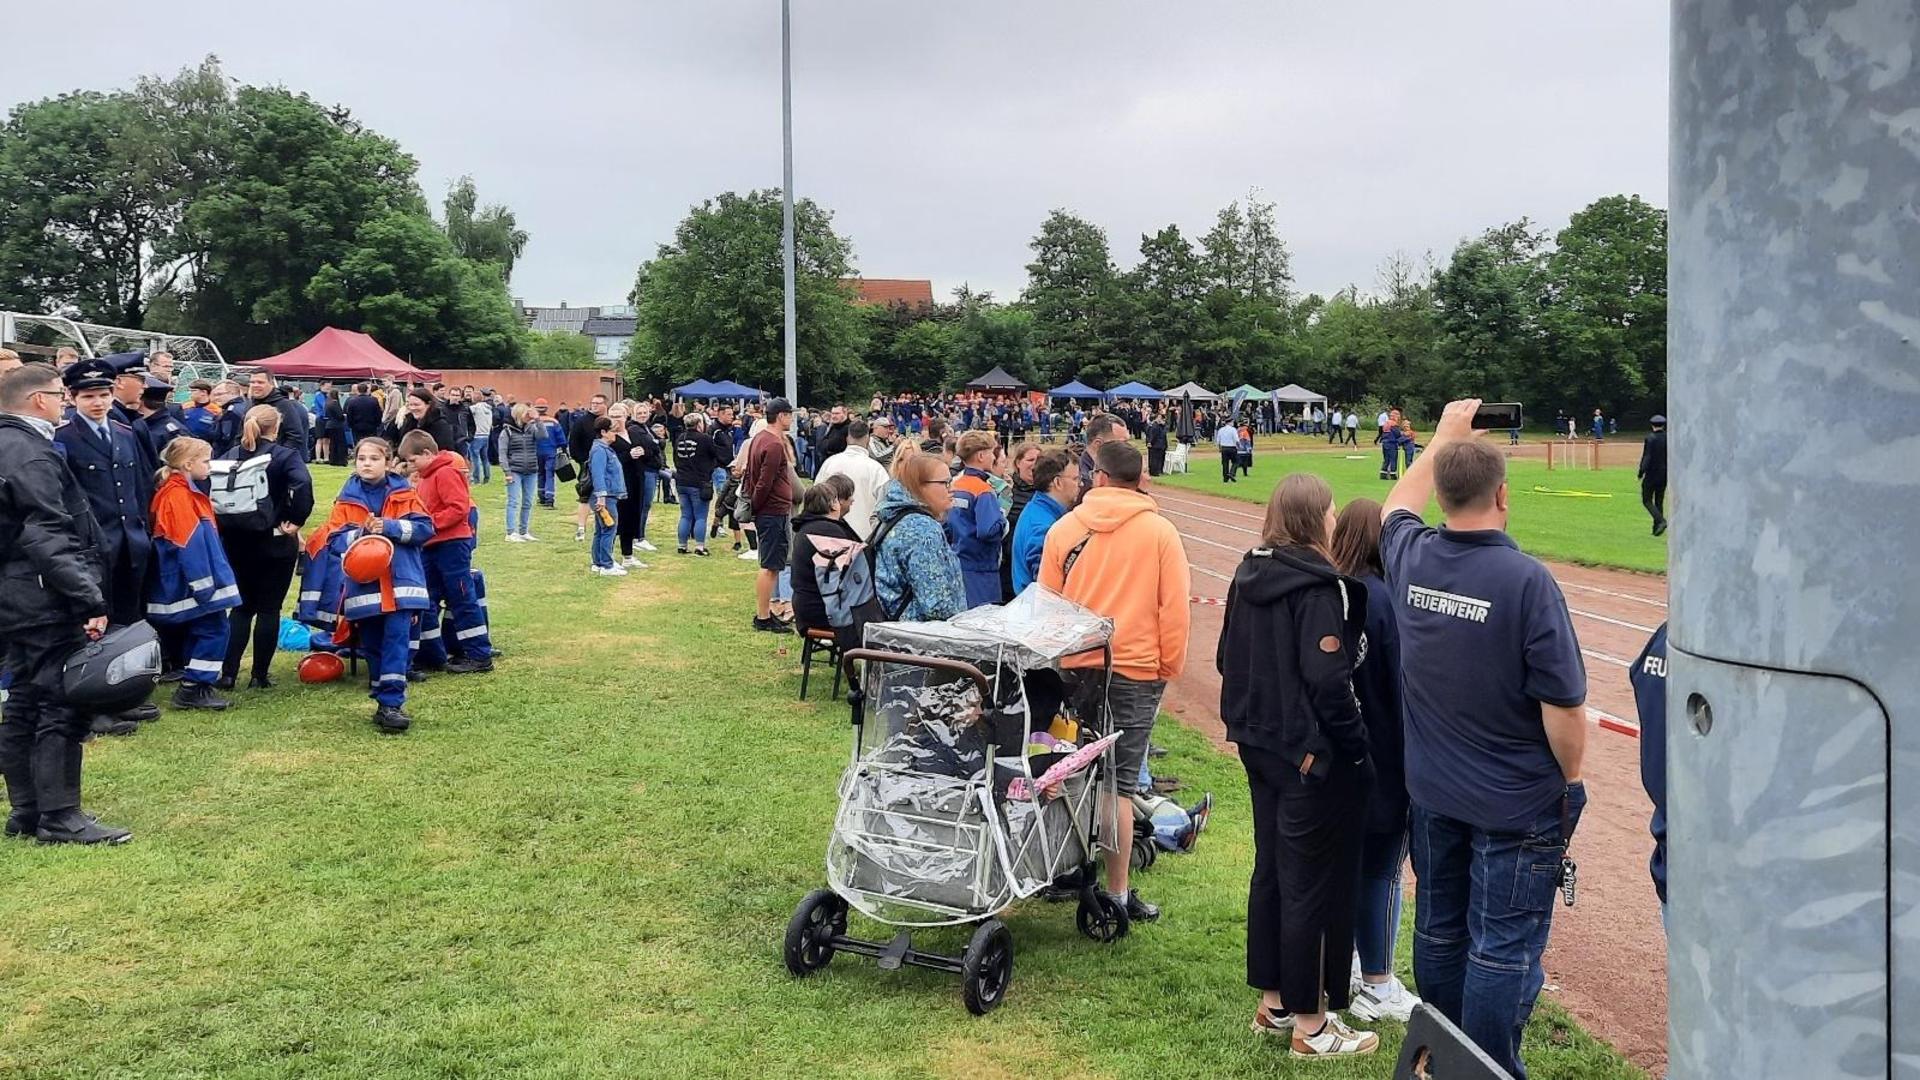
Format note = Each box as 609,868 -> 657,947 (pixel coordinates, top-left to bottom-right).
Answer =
1038,486 -> 1191,682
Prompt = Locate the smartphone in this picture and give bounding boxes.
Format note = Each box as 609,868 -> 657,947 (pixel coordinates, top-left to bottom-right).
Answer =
1472,402 -> 1523,430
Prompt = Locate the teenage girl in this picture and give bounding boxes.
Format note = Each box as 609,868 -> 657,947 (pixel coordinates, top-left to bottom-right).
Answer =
147,436 -> 241,711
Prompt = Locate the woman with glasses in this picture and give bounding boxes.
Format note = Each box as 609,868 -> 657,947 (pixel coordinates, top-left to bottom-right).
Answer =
869,452 -> 965,621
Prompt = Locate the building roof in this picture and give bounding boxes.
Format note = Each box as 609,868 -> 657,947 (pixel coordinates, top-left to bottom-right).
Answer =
840,278 -> 935,308
581,317 -> 637,337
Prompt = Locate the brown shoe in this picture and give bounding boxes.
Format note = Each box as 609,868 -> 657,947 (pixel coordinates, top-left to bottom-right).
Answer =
1251,1006 -> 1294,1037
1290,1015 -> 1379,1059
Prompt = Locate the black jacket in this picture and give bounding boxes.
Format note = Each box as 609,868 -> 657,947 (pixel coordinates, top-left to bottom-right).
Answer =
344,393 -> 384,438
401,404 -> 462,457
789,513 -> 858,632
0,414 -> 108,632
1217,545 -> 1369,774
673,428 -> 722,489
1146,421 -> 1168,450
627,419 -> 664,473
817,420 -> 849,461
568,412 -> 599,466
1638,430 -> 1667,484
498,420 -> 540,474
219,440 -> 314,534
257,389 -> 310,452
1353,572 -> 1408,833
212,402 -> 247,457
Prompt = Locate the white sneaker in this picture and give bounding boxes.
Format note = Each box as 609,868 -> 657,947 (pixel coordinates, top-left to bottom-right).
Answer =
599,564 -> 628,576
637,539 -> 658,552
574,527 -> 586,542
1348,976 -> 1420,1023
737,549 -> 759,561
623,556 -> 648,569
504,534 -> 524,543
523,533 -> 540,542
1290,1015 -> 1379,1059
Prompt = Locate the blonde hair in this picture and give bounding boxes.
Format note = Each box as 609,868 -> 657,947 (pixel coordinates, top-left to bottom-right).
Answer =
511,403 -> 530,424
156,436 -> 212,486
956,430 -> 997,464
240,404 -> 281,452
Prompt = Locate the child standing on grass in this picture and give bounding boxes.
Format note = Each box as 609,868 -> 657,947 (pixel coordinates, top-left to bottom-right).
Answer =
587,417 -> 627,576
303,438 -> 434,734
1235,424 -> 1254,479
147,437 -> 239,712
400,432 -> 493,675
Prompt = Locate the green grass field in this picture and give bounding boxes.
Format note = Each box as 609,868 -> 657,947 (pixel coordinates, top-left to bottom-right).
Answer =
1155,436 -> 1667,574
0,467 -> 1642,1079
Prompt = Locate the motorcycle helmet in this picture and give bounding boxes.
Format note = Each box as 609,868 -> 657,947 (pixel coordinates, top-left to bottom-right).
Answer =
61,621 -> 162,713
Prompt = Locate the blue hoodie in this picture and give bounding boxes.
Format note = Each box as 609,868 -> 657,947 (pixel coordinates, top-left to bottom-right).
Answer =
1010,491 -> 1066,594
871,480 -> 966,622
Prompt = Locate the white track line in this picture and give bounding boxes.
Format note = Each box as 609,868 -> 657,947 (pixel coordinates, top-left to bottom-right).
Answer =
1583,648 -> 1632,668
1155,493 -> 1264,523
1561,580 -> 1668,609
1569,608 -> 1660,635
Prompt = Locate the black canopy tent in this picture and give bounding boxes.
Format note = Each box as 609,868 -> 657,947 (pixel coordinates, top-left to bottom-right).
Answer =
965,365 -> 1028,394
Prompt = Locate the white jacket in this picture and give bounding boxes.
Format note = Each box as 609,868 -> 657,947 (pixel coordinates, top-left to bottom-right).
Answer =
814,443 -> 890,539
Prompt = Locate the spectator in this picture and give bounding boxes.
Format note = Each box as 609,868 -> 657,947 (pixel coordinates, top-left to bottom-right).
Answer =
1380,399 -> 1587,1079
606,403 -> 649,570
947,430 -> 1009,609
1011,448 -> 1076,594
1078,413 -> 1123,493
672,414 -> 721,557
247,372 -> 310,454
468,390 -> 494,484
400,431 -> 494,674
182,381 -> 217,439
1217,474 -> 1375,1056
399,388 -> 462,460
1329,497 -> 1419,1024
0,362 -> 130,843
1215,416 -> 1240,483
530,399 -> 564,508
816,404 -> 850,463
870,453 -> 966,621
497,404 -> 541,541
744,399 -> 799,633
814,417 -> 889,539
215,406 -> 314,691
586,417 -> 625,576
1000,441 -> 1042,599
1145,410 -> 1169,476
344,383 -> 383,448
628,400 -> 664,554
379,383 -> 408,442
0,348 -> 20,374
568,394 -> 610,543
1039,440 -> 1190,926
1590,408 -> 1606,442
789,474 -> 882,655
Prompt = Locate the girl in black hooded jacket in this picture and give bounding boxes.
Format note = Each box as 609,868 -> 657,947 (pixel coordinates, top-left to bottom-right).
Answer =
1216,472 -> 1377,1058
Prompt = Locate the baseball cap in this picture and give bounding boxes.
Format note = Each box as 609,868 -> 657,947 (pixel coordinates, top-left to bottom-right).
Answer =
765,397 -> 793,421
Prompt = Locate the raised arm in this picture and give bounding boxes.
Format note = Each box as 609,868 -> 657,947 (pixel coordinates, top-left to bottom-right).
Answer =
1382,398 -> 1482,523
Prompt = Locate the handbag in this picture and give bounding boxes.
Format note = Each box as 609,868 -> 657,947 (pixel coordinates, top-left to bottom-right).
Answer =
555,458 -> 578,483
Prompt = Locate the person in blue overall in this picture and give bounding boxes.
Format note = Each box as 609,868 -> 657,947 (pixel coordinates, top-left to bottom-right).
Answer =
145,437 -> 239,711
1378,408 -> 1405,480
531,400 -> 564,509
301,438 -> 434,734
945,431 -> 1008,608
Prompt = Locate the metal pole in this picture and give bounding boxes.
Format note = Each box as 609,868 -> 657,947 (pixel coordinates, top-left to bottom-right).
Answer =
780,0 -> 799,404
1669,2 -> 1917,1077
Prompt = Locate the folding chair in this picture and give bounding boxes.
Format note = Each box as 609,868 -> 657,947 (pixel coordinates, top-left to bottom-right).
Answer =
798,627 -> 843,701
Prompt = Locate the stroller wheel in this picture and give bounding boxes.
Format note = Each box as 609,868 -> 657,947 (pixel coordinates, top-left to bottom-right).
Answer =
784,889 -> 848,976
1129,836 -> 1158,872
960,919 -> 1013,1015
1075,889 -> 1131,943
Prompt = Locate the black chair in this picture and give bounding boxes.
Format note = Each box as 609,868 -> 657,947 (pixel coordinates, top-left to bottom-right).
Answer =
798,626 -> 843,701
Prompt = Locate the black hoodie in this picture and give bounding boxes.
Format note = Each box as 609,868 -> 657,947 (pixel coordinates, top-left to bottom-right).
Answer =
1216,544 -> 1370,775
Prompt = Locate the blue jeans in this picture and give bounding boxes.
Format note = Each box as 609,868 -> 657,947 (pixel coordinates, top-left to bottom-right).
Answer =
538,452 -> 556,504
505,472 -> 535,536
634,469 -> 655,541
1355,827 -> 1408,977
677,484 -> 710,549
591,509 -> 617,568
1411,784 -> 1587,1080
468,437 -> 492,482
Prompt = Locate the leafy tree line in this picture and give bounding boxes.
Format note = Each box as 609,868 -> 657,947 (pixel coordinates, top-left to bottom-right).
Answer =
0,57 -> 532,367
628,188 -> 1666,421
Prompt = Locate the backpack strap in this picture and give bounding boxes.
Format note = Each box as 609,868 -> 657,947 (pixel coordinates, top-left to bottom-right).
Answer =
869,505 -> 932,619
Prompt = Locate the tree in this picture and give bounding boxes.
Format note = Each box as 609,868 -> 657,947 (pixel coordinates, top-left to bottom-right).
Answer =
888,319 -> 957,393
1118,224 -> 1210,387
524,329 -> 599,369
1195,195 -> 1297,389
1537,195 -> 1668,419
1021,209 -> 1118,387
1430,221 -> 1548,405
626,190 -> 868,401
1202,194 -> 1292,302
442,175 -> 529,282
950,297 -> 1039,390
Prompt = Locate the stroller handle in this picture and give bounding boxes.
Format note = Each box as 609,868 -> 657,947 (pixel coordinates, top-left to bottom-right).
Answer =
840,649 -> 992,702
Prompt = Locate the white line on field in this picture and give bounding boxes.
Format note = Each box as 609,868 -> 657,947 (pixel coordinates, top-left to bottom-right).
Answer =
1561,580 -> 1668,609
1570,608 -> 1660,635
1583,648 -> 1632,669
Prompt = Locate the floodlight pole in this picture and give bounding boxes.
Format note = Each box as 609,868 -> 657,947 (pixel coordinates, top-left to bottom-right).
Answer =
780,0 -> 799,404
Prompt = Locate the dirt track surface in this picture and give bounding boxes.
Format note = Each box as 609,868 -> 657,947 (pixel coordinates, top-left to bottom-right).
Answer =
1151,485 -> 1668,1077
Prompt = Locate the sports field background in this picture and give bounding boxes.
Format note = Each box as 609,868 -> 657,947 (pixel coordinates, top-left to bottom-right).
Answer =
1154,435 -> 1667,574
0,468 -> 1643,1079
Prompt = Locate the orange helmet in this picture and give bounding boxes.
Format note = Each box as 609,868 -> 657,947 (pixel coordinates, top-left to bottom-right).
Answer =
297,651 -> 346,684
341,533 -> 394,584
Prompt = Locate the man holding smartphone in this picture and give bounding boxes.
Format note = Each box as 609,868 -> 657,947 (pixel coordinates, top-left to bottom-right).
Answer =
1379,398 -> 1587,1079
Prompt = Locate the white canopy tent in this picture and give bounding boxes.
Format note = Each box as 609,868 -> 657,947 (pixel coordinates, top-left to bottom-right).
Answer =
1162,381 -> 1219,402
1271,383 -> 1329,415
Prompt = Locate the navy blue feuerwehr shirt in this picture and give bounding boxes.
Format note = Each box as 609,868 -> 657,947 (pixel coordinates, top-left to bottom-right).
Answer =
1381,510 -> 1586,832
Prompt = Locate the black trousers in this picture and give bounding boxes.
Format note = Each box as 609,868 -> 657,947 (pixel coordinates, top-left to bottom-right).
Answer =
1,626 -> 91,818
1641,478 -> 1667,526
222,534 -> 298,681
1242,743 -> 1370,1013
1148,446 -> 1166,476
1220,448 -> 1236,483
617,491 -> 641,557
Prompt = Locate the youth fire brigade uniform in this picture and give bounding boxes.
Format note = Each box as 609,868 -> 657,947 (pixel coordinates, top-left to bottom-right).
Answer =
53,360 -> 155,628
144,472 -> 240,683
411,451 -> 492,669
946,465 -> 1008,609
299,475 -> 434,710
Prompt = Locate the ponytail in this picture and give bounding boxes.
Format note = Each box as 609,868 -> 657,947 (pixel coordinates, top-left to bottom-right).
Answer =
241,404 -> 281,452
155,436 -> 213,487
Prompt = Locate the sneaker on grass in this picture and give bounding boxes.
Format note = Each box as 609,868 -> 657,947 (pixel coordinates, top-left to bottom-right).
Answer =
1348,975 -> 1420,1023
637,539 -> 658,552
1291,1015 -> 1379,1059
1251,1006 -> 1294,1038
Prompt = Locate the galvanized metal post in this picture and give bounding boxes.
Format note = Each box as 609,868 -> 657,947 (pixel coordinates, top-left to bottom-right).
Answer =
1669,2 -> 1918,1077
780,0 -> 799,404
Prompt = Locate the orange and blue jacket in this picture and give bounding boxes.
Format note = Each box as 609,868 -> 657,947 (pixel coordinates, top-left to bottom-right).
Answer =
945,466 -> 1007,574
296,474 -> 434,631
145,472 -> 242,625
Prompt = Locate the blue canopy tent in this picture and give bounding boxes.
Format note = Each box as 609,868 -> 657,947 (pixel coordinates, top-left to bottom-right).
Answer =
671,378 -> 721,398
705,379 -> 766,399
1048,379 -> 1106,400
1105,380 -> 1164,401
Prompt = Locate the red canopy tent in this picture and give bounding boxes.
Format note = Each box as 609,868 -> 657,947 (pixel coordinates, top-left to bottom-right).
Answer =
251,327 -> 441,382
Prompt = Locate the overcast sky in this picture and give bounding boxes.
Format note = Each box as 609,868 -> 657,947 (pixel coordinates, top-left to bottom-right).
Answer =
4,1 -> 1667,309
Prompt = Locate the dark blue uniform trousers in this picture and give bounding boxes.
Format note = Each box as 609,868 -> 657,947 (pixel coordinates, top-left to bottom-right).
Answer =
355,612 -> 414,709
415,540 -> 491,669
178,612 -> 230,685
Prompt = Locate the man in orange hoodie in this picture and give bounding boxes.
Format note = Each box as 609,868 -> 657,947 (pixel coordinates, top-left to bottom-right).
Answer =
400,432 -> 493,675
1040,439 -> 1191,925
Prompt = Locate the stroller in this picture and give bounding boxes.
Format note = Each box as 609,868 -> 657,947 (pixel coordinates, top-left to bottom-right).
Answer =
784,587 -> 1131,1014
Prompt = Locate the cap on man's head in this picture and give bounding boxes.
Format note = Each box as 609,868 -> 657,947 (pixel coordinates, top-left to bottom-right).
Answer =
141,377 -> 173,400
1650,414 -> 1667,427
63,358 -> 116,392
189,380 -> 213,392
766,397 -> 794,421
534,397 -> 549,408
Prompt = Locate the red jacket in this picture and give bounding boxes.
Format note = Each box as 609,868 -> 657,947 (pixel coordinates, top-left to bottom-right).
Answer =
414,450 -> 474,546
745,428 -> 795,517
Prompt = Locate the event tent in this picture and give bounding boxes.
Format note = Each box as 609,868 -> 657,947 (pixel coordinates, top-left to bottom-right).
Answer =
705,379 -> 765,399
1105,380 -> 1164,400
251,327 -> 440,382
672,378 -> 721,397
1271,383 -> 1330,411
1048,379 -> 1106,400
1223,383 -> 1266,402
1163,381 -> 1218,402
965,365 -> 1027,392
